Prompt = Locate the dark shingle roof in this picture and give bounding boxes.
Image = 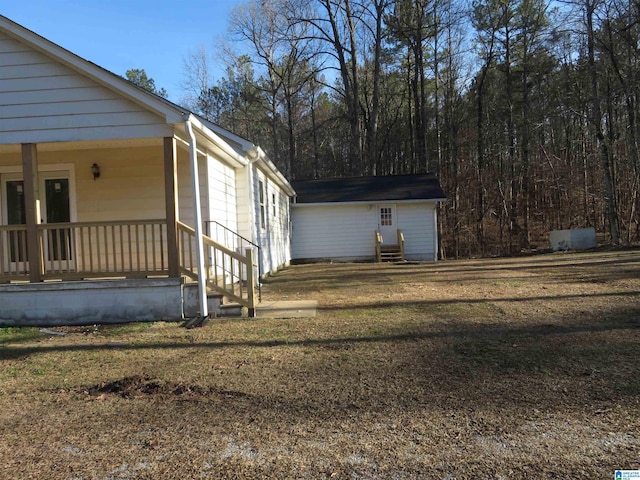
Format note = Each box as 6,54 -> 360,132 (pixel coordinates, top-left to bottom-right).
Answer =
292,174 -> 446,204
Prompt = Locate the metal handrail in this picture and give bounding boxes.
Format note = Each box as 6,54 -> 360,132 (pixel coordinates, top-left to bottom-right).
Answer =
204,220 -> 262,301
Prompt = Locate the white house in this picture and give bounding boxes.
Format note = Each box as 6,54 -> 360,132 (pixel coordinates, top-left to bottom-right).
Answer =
291,174 -> 446,262
0,15 -> 294,326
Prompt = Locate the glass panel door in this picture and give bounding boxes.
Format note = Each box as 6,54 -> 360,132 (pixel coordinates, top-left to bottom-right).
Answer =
43,178 -> 72,262
6,180 -> 26,263
40,174 -> 73,271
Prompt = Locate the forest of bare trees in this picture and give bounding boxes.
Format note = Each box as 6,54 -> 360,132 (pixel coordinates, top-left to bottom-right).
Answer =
180,0 -> 640,258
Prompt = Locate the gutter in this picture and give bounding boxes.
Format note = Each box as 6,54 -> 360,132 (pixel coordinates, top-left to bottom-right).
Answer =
251,146 -> 296,197
184,115 -> 208,319
187,115 -> 248,168
291,198 -> 447,208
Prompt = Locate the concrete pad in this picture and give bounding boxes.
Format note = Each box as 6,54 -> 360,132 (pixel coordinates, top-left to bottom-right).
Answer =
256,300 -> 318,318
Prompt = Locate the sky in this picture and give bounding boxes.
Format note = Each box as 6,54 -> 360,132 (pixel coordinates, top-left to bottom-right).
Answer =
2,0 -> 244,101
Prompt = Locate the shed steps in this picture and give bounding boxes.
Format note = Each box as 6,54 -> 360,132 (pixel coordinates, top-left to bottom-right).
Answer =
379,245 -> 404,262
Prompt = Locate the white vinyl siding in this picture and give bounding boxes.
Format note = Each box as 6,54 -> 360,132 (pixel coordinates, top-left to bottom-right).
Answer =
291,201 -> 439,261
177,150 -> 208,230
234,165 -> 252,244
252,168 -> 291,275
205,156 -> 238,248
396,203 -> 437,261
0,32 -> 171,144
292,204 -> 376,261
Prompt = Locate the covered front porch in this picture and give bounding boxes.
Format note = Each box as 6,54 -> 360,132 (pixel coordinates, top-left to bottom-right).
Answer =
0,137 -> 256,326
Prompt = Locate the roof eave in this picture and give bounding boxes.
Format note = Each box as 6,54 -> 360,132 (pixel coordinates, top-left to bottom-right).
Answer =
179,115 -> 249,168
292,198 -> 446,206
255,147 -> 296,197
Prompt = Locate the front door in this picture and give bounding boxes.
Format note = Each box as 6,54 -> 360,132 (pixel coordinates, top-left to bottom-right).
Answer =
41,176 -> 72,267
2,176 -> 27,269
1,172 -> 73,273
377,204 -> 397,245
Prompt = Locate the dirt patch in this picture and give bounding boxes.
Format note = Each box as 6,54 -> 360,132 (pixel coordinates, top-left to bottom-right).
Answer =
82,375 -> 248,399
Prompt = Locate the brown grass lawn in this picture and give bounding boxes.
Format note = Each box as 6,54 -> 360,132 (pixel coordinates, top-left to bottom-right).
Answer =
1,250 -> 639,479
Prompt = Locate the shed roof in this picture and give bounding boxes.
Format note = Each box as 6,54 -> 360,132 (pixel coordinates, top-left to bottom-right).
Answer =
292,174 -> 446,204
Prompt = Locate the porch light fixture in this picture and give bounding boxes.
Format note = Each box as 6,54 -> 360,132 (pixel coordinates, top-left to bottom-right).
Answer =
91,163 -> 100,180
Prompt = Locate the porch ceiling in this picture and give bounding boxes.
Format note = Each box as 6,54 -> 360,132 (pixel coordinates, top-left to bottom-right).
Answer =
0,137 -> 163,153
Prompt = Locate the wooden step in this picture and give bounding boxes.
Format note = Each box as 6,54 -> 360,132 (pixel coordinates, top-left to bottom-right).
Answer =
379,245 -> 403,262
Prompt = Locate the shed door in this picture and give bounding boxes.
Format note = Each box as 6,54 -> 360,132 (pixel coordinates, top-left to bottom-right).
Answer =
377,204 -> 397,245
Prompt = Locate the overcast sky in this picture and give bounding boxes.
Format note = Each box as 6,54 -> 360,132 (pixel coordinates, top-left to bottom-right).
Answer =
2,0 -> 244,100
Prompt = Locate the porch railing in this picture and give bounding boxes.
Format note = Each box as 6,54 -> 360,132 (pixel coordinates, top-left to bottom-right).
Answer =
0,225 -> 28,280
397,229 -> 405,260
1,219 -> 257,311
41,220 -> 168,279
375,230 -> 383,262
374,229 -> 405,262
177,221 -> 256,312
0,220 -> 168,281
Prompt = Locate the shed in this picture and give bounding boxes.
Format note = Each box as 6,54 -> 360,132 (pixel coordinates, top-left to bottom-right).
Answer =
291,174 -> 446,262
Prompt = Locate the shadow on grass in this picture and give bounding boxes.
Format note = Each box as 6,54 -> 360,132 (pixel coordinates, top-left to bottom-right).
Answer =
266,251 -> 640,292
1,309 -> 637,360
318,291 -> 640,310
1,308 -> 638,424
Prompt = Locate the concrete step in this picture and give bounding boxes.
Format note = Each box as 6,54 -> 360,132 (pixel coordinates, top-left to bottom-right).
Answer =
217,302 -> 243,317
183,283 -> 244,319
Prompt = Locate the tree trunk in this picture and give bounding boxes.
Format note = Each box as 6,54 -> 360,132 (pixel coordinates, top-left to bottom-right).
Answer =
586,0 -> 620,244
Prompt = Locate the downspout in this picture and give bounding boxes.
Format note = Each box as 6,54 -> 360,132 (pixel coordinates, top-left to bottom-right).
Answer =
246,148 -> 261,284
185,117 -> 208,318
246,148 -> 260,245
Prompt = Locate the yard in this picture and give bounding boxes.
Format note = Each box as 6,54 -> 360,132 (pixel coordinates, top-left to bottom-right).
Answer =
1,250 -> 639,479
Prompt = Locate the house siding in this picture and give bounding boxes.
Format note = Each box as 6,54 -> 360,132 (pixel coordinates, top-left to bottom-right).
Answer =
291,204 -> 376,261
396,202 -> 438,261
235,165 -> 252,245
291,202 -> 438,261
205,155 -> 238,248
207,156 -> 237,230
0,31 -> 171,144
0,144 -> 167,221
252,166 -> 291,275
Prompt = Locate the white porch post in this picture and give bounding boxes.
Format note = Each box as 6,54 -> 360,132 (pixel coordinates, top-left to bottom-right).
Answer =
184,118 -> 208,318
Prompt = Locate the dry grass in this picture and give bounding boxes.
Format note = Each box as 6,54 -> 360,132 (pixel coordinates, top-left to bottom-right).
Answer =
1,250 -> 639,479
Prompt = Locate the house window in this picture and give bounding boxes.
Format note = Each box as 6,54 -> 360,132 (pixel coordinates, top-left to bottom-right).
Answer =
259,180 -> 265,229
272,193 -> 276,216
380,207 -> 393,226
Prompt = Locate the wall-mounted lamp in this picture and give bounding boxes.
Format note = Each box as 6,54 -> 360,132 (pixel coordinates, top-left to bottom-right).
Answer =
91,163 -> 100,181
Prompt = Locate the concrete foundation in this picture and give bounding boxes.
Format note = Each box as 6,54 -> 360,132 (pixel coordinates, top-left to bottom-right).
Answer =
0,278 -> 184,327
